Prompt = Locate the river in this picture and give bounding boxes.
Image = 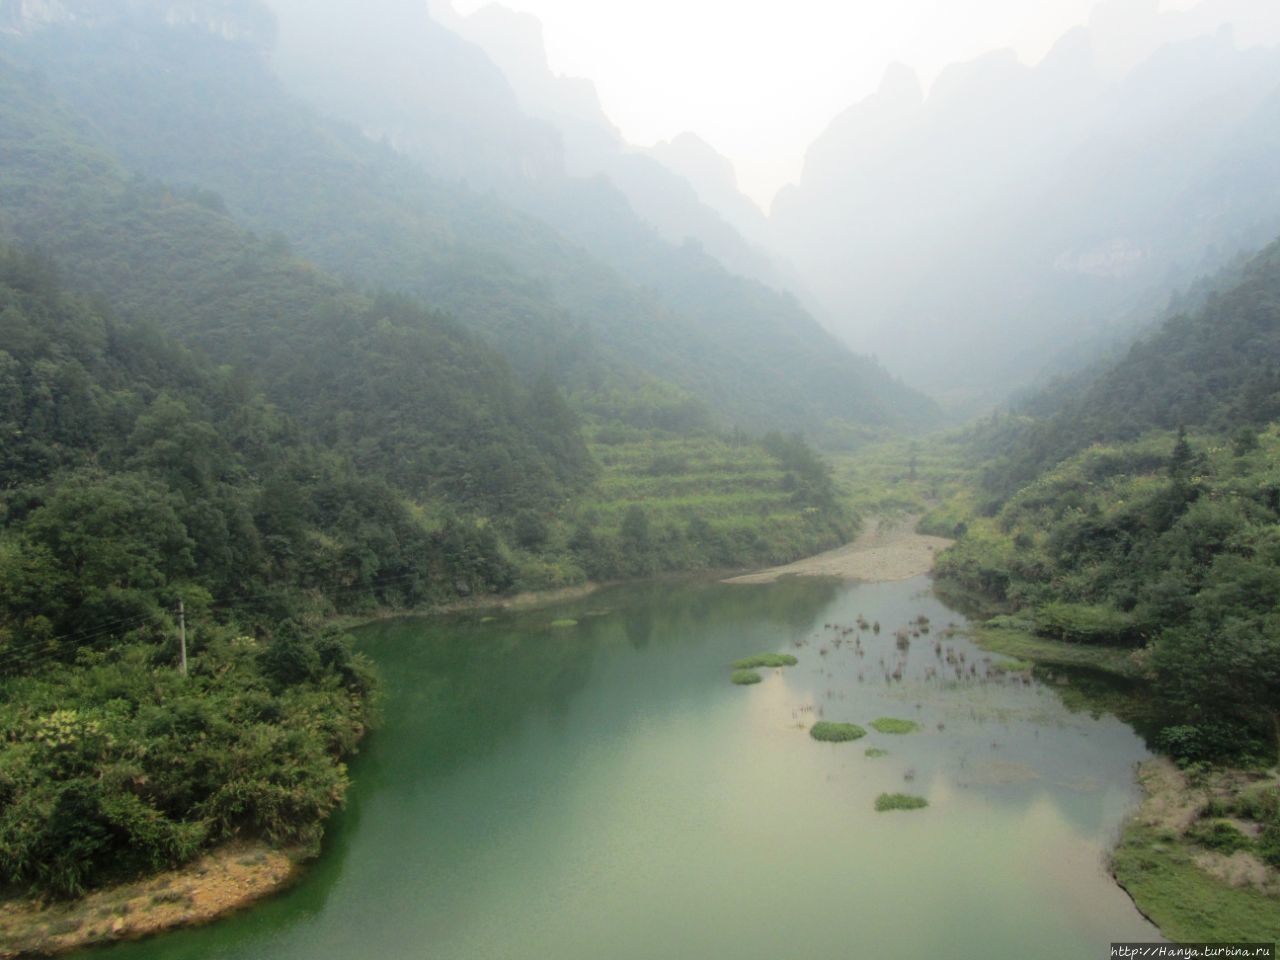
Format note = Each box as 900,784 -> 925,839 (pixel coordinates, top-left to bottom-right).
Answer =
86,574 -> 1158,959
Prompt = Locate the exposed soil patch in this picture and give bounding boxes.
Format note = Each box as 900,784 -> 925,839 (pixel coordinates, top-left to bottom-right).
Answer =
0,841 -> 306,959
723,516 -> 952,584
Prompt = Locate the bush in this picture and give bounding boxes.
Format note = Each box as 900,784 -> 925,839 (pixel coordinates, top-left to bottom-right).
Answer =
1187,820 -> 1253,855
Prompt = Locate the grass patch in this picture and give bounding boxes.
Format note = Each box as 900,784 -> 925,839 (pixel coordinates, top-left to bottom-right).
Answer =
1111,823 -> 1280,942
870,717 -> 921,734
730,669 -> 763,685
731,653 -> 799,669
1187,820 -> 1254,855
875,793 -> 929,812
548,618 -> 578,629
971,623 -> 1140,678
990,657 -> 1033,673
864,747 -> 889,758
809,721 -> 866,742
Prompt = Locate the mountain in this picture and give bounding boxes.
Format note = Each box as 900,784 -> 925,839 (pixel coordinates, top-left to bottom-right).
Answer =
975,235 -> 1280,502
0,0 -> 938,439
415,1 -> 795,294
646,132 -> 773,249
0,40 -> 595,520
773,1 -> 1280,411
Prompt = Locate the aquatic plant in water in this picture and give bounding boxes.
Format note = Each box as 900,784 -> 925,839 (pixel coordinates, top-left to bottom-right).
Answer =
732,653 -> 799,669
809,721 -> 866,742
871,717 -> 921,734
875,793 -> 928,812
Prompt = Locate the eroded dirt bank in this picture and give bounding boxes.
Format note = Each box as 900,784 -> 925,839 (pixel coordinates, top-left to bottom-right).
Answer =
0,842 -> 306,959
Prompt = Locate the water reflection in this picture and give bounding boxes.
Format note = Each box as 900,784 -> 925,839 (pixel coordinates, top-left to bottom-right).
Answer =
88,574 -> 1156,960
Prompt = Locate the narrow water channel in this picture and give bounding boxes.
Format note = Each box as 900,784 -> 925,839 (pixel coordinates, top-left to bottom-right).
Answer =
87,575 -> 1159,960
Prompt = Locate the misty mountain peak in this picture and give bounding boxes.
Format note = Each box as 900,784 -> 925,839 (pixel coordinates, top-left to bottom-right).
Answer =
452,0 -> 618,155
466,3 -> 551,85
929,48 -> 1027,107
650,132 -> 739,195
877,62 -> 923,108
1039,25 -> 1098,78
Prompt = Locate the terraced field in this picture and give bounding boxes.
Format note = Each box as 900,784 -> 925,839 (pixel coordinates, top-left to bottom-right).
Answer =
562,433 -> 854,578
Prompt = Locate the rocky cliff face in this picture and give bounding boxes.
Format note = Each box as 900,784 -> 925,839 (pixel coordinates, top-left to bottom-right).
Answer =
1,0 -> 275,48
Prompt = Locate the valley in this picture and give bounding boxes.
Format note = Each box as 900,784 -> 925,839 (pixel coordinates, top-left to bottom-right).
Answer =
1,0 -> 1278,954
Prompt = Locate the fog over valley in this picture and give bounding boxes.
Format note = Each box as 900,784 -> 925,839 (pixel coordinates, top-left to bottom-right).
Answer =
1,1 -> 1279,955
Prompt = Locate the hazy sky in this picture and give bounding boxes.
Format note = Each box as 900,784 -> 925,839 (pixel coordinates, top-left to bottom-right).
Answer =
446,0 -> 1207,209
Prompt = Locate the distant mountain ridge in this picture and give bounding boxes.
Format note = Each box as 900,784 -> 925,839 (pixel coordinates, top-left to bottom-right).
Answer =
773,0 -> 1280,410
0,0 -> 939,439
427,0 -> 794,294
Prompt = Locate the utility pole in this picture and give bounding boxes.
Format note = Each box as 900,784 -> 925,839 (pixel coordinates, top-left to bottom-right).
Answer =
178,599 -> 187,677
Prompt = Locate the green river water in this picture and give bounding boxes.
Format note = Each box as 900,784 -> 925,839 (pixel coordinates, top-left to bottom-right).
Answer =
87,575 -> 1159,959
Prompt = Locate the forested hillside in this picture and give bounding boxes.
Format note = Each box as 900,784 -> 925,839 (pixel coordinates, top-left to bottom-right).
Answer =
931,236 -> 1280,764
0,9 -> 937,439
0,3 -> 879,903
976,238 -> 1280,503
0,222 -> 852,899
0,250 -> 382,897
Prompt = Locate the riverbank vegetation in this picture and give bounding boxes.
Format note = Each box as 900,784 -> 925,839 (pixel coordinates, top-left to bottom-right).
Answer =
920,238 -> 1280,937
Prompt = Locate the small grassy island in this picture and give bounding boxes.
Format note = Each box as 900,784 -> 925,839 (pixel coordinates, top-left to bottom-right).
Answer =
731,653 -> 799,669
809,722 -> 867,742
875,793 -> 929,812
870,717 -> 921,734
731,669 -> 764,685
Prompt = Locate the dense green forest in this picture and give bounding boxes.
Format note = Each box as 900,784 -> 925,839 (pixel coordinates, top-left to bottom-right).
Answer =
0,250 -> 383,898
0,238 -> 850,900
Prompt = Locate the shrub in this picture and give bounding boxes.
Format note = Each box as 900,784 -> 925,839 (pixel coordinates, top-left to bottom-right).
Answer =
1187,820 -> 1252,855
